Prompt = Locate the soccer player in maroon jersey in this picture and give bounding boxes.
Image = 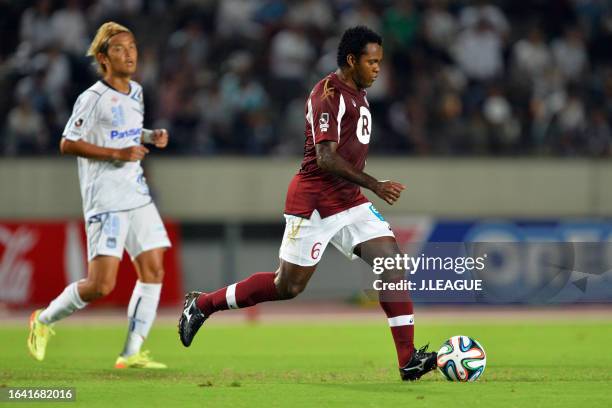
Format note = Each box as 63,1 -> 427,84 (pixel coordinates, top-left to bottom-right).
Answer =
179,26 -> 437,381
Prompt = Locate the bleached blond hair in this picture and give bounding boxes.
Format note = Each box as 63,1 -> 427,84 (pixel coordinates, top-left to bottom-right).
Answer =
86,21 -> 133,75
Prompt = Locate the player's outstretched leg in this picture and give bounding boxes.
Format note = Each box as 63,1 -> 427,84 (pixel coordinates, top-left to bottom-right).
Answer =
178,272 -> 279,347
179,263 -> 316,347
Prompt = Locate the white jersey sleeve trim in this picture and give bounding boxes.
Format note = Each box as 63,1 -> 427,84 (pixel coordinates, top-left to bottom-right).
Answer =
307,97 -> 315,145
337,94 -> 346,143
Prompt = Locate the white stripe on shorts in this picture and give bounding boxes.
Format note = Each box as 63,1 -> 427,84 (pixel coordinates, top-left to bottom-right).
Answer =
226,283 -> 238,309
388,314 -> 414,327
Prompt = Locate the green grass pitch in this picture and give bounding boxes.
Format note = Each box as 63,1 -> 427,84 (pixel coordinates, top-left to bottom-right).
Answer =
1,320 -> 611,407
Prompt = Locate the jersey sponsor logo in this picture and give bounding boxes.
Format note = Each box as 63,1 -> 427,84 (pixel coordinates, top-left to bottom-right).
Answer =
321,78 -> 335,100
319,113 -> 330,132
356,106 -> 372,144
110,127 -> 142,140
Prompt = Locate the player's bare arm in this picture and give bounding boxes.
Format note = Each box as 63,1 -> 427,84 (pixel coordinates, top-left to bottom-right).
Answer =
315,141 -> 405,205
60,138 -> 149,162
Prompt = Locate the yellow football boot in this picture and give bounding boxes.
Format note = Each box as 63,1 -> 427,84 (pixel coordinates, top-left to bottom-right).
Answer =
114,350 -> 167,369
27,309 -> 55,361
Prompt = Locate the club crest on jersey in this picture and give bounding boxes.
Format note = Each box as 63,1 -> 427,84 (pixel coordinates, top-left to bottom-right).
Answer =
319,113 -> 330,132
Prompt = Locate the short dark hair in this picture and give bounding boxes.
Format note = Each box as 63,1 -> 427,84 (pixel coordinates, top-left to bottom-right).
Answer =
337,26 -> 382,68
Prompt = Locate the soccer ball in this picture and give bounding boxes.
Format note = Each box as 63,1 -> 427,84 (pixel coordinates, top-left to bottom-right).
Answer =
436,335 -> 486,381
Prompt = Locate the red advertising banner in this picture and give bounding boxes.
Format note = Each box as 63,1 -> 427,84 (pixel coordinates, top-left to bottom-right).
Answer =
0,220 -> 182,308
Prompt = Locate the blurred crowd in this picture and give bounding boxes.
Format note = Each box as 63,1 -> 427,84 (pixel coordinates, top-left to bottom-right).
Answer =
1,0 -> 612,157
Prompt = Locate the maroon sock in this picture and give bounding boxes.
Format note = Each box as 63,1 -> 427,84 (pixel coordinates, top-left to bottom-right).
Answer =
379,289 -> 415,367
196,272 -> 279,316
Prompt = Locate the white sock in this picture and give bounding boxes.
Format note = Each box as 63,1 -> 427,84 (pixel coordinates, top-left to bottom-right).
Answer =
38,281 -> 88,325
121,281 -> 162,357
123,332 -> 144,357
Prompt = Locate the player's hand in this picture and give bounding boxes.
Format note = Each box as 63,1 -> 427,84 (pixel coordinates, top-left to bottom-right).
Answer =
151,129 -> 168,148
113,145 -> 149,161
374,180 -> 406,205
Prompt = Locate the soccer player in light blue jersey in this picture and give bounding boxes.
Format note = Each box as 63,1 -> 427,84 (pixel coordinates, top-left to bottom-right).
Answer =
28,22 -> 170,369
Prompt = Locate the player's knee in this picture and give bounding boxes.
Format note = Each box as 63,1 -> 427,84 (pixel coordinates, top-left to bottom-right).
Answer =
141,265 -> 164,283
92,280 -> 115,299
275,274 -> 306,299
274,264 -> 313,299
284,282 -> 307,299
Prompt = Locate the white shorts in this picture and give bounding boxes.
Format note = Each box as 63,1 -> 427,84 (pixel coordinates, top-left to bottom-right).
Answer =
279,202 -> 394,266
86,203 -> 171,262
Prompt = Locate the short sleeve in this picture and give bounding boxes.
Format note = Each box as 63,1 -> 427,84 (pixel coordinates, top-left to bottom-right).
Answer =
307,82 -> 346,144
63,91 -> 99,141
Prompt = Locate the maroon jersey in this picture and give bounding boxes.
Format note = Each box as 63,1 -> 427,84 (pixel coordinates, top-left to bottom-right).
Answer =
284,72 -> 373,218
